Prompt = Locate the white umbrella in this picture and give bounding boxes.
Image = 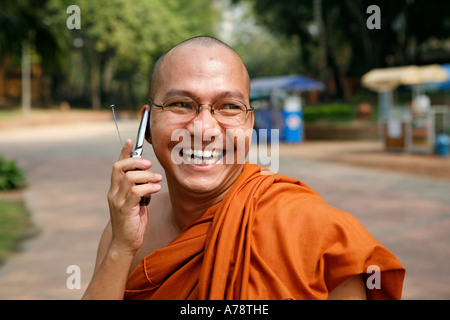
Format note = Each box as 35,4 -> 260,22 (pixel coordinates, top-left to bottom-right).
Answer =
362,64 -> 448,92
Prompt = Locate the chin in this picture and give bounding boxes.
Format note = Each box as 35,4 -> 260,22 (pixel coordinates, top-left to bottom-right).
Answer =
175,162 -> 244,195
181,179 -> 221,194
178,164 -> 226,192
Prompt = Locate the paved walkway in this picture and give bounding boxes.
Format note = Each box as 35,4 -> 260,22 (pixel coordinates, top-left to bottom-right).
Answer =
0,116 -> 449,299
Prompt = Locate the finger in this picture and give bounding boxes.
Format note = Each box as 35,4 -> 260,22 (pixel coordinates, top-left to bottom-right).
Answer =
115,171 -> 161,202
110,158 -> 152,191
118,139 -> 133,161
123,170 -> 163,185
116,157 -> 153,173
124,183 -> 161,209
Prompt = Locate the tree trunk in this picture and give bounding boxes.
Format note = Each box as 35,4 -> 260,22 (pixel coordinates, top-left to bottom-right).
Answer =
327,52 -> 345,100
22,40 -> 31,114
90,54 -> 101,110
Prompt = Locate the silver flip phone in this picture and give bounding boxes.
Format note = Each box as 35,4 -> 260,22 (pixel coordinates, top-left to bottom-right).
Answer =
131,108 -> 149,158
110,105 -> 151,206
132,108 -> 151,206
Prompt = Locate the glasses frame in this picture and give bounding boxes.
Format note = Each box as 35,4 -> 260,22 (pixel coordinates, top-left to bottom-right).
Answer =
148,96 -> 253,121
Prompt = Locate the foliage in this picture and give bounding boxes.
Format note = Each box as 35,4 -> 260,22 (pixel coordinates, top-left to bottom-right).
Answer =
239,0 -> 450,70
303,104 -> 354,123
1,0 -> 219,109
235,29 -> 303,78
0,199 -> 32,263
0,156 -> 27,191
234,0 -> 450,98
217,1 -> 303,78
0,0 -> 70,72
45,0 -> 219,109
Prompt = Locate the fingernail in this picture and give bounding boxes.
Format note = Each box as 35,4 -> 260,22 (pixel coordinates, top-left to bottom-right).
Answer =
155,173 -> 162,180
143,160 -> 151,166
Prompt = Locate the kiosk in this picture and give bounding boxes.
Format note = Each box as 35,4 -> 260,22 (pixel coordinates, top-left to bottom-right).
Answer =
362,64 -> 448,153
250,74 -> 325,144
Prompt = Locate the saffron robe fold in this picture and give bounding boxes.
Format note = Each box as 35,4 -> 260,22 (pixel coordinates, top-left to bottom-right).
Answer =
124,163 -> 405,299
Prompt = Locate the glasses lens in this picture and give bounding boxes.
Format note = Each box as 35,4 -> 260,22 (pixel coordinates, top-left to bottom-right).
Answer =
160,97 -> 251,126
213,99 -> 248,125
163,97 -> 197,117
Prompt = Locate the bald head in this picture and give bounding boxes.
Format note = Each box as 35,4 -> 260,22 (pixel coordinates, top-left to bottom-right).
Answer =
149,36 -> 250,99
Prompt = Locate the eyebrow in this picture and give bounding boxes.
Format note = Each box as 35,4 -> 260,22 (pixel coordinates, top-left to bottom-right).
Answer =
162,88 -> 247,102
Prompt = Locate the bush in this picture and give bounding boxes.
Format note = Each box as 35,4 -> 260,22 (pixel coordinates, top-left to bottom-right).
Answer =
0,199 -> 32,263
0,156 -> 27,191
303,103 -> 355,123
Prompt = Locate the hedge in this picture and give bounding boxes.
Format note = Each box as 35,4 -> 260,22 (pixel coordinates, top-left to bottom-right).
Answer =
303,103 -> 355,123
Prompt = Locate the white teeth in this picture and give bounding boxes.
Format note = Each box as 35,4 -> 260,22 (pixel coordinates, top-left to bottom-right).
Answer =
202,150 -> 211,157
183,147 -> 193,156
180,148 -> 223,165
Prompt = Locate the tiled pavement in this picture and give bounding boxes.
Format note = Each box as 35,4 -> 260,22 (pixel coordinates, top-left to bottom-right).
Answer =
0,120 -> 449,299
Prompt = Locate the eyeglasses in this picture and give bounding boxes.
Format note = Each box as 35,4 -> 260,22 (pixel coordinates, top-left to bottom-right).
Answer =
148,96 -> 253,126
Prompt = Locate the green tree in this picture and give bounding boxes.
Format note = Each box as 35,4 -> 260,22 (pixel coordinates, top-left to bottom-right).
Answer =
234,0 -> 450,99
0,0 -> 69,112
217,1 -> 303,78
0,0 -> 68,70
47,0 -> 218,109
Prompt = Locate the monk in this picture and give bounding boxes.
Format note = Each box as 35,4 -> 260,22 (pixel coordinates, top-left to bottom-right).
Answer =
82,36 -> 405,300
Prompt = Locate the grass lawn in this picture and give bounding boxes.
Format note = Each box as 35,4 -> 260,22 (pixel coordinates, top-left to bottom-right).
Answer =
0,196 -> 36,264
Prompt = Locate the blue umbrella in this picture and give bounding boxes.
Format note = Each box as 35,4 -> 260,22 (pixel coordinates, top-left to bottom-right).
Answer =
250,74 -> 325,98
423,64 -> 450,92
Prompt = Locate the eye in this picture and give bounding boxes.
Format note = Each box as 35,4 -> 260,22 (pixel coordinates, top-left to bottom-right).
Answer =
164,98 -> 196,111
222,104 -> 242,110
172,102 -> 193,109
215,100 -> 246,113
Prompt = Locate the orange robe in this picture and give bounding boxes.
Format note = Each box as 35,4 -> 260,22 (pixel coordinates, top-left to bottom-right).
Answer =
124,163 -> 405,299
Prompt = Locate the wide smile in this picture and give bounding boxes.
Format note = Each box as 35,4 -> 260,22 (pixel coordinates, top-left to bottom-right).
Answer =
179,147 -> 224,165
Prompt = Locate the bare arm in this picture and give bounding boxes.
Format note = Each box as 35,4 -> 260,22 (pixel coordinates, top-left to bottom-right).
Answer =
328,274 -> 367,300
82,224 -> 135,299
82,139 -> 162,300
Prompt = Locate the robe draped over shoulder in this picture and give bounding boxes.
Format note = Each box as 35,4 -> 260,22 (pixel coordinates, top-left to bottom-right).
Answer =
124,163 -> 405,299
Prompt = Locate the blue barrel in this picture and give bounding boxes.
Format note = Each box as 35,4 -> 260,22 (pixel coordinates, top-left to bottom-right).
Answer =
283,95 -> 303,143
283,111 -> 303,143
435,134 -> 450,157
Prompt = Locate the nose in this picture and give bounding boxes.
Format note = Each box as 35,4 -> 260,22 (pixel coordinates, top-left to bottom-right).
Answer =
186,104 -> 221,146
188,104 -> 217,128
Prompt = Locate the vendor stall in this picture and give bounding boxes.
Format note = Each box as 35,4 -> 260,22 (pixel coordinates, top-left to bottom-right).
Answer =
362,64 -> 448,153
250,74 -> 325,143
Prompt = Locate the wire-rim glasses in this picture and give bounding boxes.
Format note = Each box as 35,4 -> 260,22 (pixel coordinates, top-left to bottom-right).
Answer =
148,96 -> 253,126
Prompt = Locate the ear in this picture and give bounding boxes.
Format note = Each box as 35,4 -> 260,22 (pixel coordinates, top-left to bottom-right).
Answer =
141,105 -> 152,144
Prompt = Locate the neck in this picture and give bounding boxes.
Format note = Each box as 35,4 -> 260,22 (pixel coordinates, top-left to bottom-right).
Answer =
167,182 -> 231,231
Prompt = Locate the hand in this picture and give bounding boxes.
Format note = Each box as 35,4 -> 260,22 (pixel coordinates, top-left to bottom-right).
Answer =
107,139 -> 162,255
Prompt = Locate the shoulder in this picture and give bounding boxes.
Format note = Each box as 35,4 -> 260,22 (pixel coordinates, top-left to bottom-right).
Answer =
251,178 -> 376,260
247,175 -> 405,299
254,178 -> 359,231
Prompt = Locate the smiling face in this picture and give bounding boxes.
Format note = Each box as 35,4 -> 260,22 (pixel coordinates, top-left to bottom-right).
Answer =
148,42 -> 253,196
